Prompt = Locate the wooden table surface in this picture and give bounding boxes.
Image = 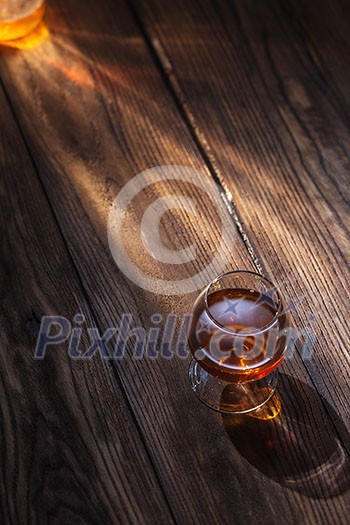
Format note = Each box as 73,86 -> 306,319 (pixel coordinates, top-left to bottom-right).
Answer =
0,0 -> 349,523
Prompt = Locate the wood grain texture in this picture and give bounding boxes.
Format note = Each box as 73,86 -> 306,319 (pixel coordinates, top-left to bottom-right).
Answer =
0,83 -> 173,524
132,0 -> 350,433
0,0 -> 349,523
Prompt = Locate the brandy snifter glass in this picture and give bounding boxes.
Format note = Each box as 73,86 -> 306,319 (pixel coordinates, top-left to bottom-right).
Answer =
188,270 -> 291,413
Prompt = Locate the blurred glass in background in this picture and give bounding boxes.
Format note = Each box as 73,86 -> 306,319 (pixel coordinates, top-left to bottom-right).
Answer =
0,0 -> 45,41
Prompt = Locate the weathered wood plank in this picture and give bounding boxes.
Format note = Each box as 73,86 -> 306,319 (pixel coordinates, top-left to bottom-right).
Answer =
0,82 -> 173,524
132,0 -> 350,434
0,0 -> 349,522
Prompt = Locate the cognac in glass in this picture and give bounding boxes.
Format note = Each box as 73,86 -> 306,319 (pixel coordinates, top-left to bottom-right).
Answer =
0,0 -> 45,41
188,270 -> 291,413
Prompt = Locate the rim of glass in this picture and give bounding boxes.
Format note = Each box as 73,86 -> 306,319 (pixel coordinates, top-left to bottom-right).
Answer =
203,270 -> 283,336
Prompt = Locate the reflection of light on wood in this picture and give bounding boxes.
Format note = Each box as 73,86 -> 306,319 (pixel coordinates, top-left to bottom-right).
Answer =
44,53 -> 95,90
248,392 -> 282,420
52,38 -> 124,90
0,20 -> 48,49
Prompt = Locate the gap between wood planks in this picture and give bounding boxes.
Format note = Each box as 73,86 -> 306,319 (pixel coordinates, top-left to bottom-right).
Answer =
0,0 -> 348,519
126,0 -> 265,278
126,0 -> 350,459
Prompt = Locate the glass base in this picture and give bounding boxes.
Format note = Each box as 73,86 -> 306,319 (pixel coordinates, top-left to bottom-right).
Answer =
189,359 -> 278,414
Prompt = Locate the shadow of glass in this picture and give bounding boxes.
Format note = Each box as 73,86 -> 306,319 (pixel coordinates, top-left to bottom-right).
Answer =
223,373 -> 350,499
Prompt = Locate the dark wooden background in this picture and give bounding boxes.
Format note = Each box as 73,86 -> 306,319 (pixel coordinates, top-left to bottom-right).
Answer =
0,0 -> 349,523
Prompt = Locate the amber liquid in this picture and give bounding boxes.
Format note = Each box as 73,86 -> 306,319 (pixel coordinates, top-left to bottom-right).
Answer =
188,288 -> 287,383
0,1 -> 45,41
